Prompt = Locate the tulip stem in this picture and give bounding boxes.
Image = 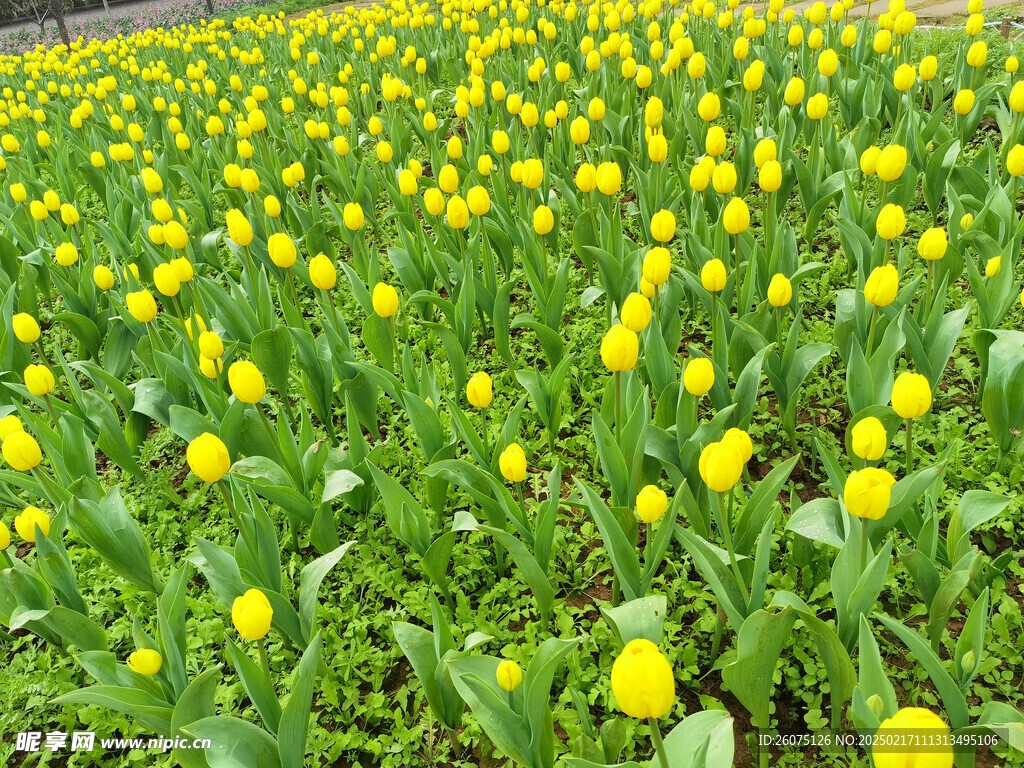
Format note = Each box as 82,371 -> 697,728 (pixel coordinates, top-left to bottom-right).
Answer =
257,636 -> 273,689
905,417 -> 914,475
644,522 -> 653,572
716,492 -> 748,608
43,394 -> 59,427
647,718 -> 670,768
865,306 -> 879,359
614,371 -> 622,441
860,517 -> 871,572
1,548 -> 13,568
217,480 -> 244,533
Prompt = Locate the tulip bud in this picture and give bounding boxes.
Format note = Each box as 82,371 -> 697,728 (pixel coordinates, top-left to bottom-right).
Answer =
93,265 -> 115,291
650,210 -> 676,243
876,144 -> 907,182
467,371 -> 493,408
496,660 -> 523,692
643,247 -> 671,286
767,274 -> 793,307
699,441 -> 743,492
372,282 -> 399,318
712,162 -> 737,194
866,694 -> 885,718
875,204 -> 905,241
843,467 -> 896,519
186,432 -> 231,483
127,649 -> 163,675
231,588 -> 273,640
533,205 -> 554,236
343,202 -> 364,231
600,324 -> 639,371
267,232 -> 297,268
636,485 -> 668,524
126,290 -> 159,323
12,313 -> 40,343
987,256 -> 1002,277
596,161 -> 622,196
701,258 -> 728,293
228,361 -> 266,404
917,228 -> 947,261
864,264 -> 899,307
1007,145 -> 1024,177
576,163 -> 597,193
851,416 -> 888,461
684,357 -> 714,396
499,442 -> 527,482
14,505 -> 50,542
722,197 -> 750,235
309,254 -> 336,290
891,371 -> 931,419
611,639 -> 675,719
3,430 -> 42,471
620,292 -> 652,332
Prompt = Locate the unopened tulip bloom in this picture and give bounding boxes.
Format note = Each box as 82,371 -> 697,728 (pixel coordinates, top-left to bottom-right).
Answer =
309,254 -> 336,290
372,283 -> 399,317
917,228 -> 947,261
865,264 -> 898,307
467,371 -> 493,408
701,258 -> 727,293
650,210 -> 675,243
620,292 -> 652,332
876,204 -> 905,241
600,324 -> 639,371
24,364 -> 54,397
873,708 -> 953,768
343,203 -> 364,231
723,197 -> 750,234
3,431 -> 42,471
891,372 -> 931,419
852,417 -> 888,461
636,485 -> 668,524
699,441 -> 743,492
496,660 -> 523,692
611,639 -> 675,719
844,467 -> 896,520
596,161 -> 622,195
225,209 -> 253,246
126,290 -> 158,323
876,145 -> 907,182
12,313 -> 39,343
684,358 -> 714,396
643,247 -> 671,286
268,233 -> 296,268
127,649 -> 163,675
499,443 -> 527,482
228,361 -> 266,404
232,588 -> 273,640
768,274 -> 793,307
533,205 -> 554,235
14,505 -> 50,542
186,432 -> 231,483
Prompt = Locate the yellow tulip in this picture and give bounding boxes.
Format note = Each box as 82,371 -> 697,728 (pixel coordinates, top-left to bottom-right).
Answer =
499,442 -> 527,482
864,264 -> 899,307
228,361 -> 266,404
600,324 -> 639,371
14,505 -> 50,542
891,371 -> 931,419
231,588 -> 273,640
701,258 -> 727,293
372,282 -> 399,318
186,432 -> 231,483
496,660 -> 523,692
611,639 -> 675,719
636,485 -> 668,523
3,431 -> 42,471
843,467 -> 896,520
127,649 -> 163,675
620,292 -> 652,332
851,417 -> 888,461
873,708 -> 953,768
699,441 -> 743,492
467,371 -> 493,408
12,313 -> 40,343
